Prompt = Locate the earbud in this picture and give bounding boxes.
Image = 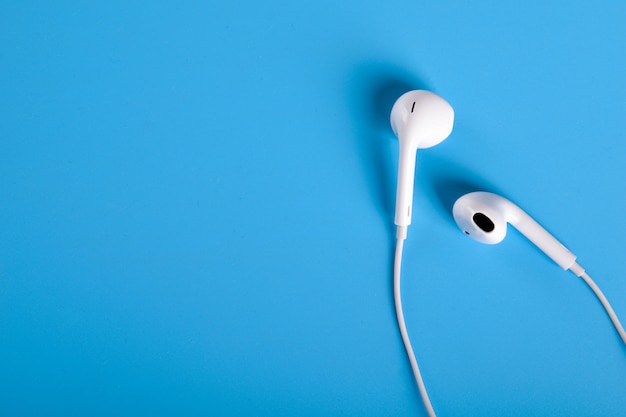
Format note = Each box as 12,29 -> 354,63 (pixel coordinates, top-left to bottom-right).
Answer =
453,191 -> 626,344
391,90 -> 454,228
452,191 -> 577,270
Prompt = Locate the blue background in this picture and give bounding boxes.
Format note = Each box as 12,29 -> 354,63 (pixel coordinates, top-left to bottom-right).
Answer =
1,1 -> 625,416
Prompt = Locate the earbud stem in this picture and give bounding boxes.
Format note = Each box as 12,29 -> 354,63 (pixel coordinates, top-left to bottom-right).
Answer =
395,143 -> 417,227
507,204 -> 577,270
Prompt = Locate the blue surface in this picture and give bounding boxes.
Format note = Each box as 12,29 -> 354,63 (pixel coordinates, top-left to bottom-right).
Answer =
1,1 -> 625,416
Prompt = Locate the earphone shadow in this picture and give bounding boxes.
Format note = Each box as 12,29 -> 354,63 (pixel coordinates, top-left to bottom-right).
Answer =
420,155 -> 504,229
346,62 -> 434,323
346,63 -> 502,281
347,62 -> 431,234
346,63 -> 502,233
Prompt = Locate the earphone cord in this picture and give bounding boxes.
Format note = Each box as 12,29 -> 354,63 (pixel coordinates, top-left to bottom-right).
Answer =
571,264 -> 626,344
394,226 -> 437,417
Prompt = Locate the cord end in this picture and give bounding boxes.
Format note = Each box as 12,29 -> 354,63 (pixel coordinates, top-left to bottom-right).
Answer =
396,225 -> 407,241
569,262 -> 585,277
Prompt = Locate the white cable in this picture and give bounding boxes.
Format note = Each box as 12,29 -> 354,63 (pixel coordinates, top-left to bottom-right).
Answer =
570,263 -> 626,344
394,226 -> 437,417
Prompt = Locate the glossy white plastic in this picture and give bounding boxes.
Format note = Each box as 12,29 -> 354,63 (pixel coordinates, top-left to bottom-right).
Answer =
453,191 -> 626,344
452,191 -> 577,270
390,90 -> 454,227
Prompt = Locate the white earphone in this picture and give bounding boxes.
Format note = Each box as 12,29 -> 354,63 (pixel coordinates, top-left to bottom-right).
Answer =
389,90 -> 454,417
452,191 -> 625,343
390,90 -> 454,229
452,191 -> 577,270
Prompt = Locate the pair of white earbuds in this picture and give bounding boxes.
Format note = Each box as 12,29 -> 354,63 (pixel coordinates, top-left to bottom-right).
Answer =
390,89 -> 579,266
388,90 -> 625,417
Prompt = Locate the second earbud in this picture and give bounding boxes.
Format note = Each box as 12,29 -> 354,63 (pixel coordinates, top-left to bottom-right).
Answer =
452,190 -> 626,344
452,191 -> 578,270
